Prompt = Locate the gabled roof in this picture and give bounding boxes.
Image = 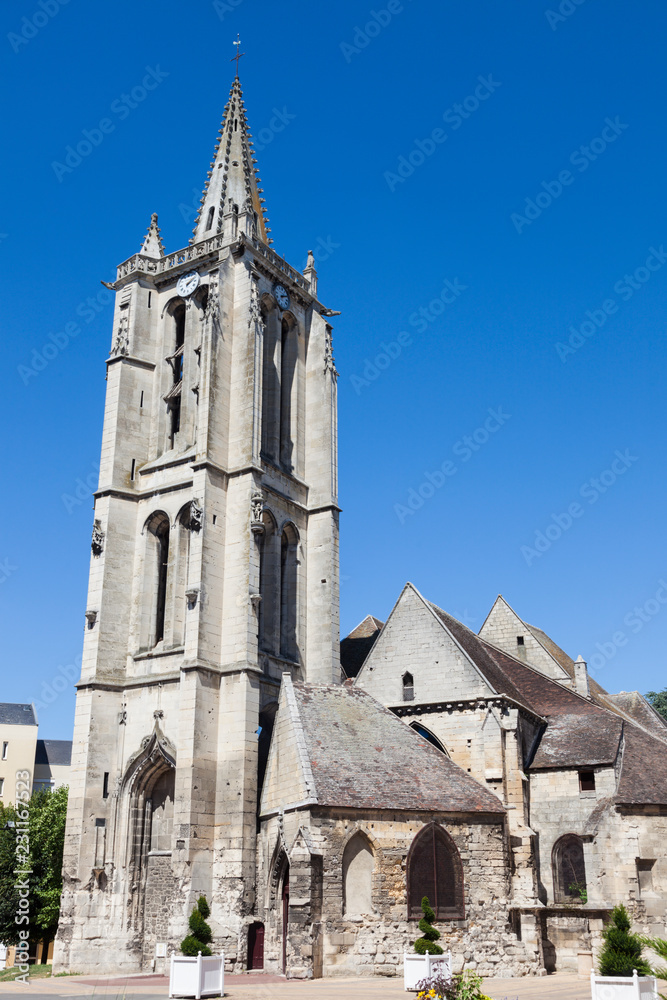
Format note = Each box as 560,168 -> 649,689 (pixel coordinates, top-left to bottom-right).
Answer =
340,614 -> 384,679
523,621 -> 609,700
35,739 -> 72,767
600,691 -> 667,744
0,703 -> 37,727
262,675 -> 504,816
615,724 -> 667,804
428,600 -> 624,768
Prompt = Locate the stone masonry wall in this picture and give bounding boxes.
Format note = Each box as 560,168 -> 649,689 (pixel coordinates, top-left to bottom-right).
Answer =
257,809 -> 543,978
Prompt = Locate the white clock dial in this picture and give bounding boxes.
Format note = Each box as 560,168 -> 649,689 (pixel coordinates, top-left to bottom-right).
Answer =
177,272 -> 200,297
274,284 -> 290,311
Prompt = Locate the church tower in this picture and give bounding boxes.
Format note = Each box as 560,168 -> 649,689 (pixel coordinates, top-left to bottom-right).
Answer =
54,72 -> 340,974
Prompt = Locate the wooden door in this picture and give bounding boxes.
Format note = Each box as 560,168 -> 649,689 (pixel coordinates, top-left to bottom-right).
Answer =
281,870 -> 289,973
247,922 -> 264,970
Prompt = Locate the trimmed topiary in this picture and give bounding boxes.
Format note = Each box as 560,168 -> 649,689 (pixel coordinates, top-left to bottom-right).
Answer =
414,896 -> 444,955
180,895 -> 213,957
598,904 -> 652,977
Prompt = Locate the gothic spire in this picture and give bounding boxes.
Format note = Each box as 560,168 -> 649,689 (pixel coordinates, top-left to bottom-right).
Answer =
190,76 -> 271,245
140,213 -> 165,258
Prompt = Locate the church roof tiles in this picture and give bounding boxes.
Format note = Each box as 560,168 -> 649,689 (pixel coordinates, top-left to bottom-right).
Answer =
285,678 -> 505,815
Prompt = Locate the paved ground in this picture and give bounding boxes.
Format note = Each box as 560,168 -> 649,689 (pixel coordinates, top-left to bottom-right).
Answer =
0,970 -> 599,1000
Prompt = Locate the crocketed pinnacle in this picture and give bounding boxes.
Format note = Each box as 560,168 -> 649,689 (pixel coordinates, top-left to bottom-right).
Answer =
190,76 -> 271,245
140,213 -> 165,258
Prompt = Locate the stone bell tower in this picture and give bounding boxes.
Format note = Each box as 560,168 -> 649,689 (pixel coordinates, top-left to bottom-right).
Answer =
54,71 -> 340,974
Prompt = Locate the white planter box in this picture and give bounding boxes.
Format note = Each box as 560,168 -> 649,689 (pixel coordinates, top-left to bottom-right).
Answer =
404,951 -> 452,991
169,952 -> 224,999
590,970 -> 658,1000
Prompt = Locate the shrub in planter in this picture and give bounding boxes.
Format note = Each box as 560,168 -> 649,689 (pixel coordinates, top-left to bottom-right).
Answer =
598,904 -> 652,977
181,896 -> 213,957
414,896 -> 444,955
415,969 -> 456,1000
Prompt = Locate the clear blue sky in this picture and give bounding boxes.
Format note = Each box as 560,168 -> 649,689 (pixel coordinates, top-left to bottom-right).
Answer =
2,0 -> 666,739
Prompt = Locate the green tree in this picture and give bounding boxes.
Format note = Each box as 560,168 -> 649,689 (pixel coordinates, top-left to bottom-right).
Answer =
414,896 -> 443,955
0,787 -> 68,950
646,689 -> 667,723
598,904 -> 652,977
181,896 -> 213,956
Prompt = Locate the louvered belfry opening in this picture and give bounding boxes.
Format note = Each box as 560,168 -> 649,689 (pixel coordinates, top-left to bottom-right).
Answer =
407,823 -> 465,920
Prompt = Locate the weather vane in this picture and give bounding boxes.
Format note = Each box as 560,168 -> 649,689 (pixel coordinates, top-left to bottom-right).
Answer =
231,34 -> 245,77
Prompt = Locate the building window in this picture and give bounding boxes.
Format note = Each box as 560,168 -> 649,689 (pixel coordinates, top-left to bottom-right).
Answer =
280,524 -> 298,661
402,672 -> 414,702
553,834 -> 587,902
517,635 -> 524,645
407,823 -> 464,920
146,512 -> 170,646
579,770 -> 595,792
1,742 -> 7,761
0,778 -> 4,795
410,723 -> 448,755
205,206 -> 215,231
279,317 -> 297,472
102,772 -> 109,799
637,859 -> 655,896
343,832 -> 374,917
257,511 -> 279,655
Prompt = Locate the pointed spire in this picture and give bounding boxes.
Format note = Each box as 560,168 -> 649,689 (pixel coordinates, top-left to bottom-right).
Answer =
140,213 -> 165,258
190,76 -> 271,246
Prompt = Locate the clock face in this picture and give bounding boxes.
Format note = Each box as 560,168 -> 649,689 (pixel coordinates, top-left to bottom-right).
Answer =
274,284 -> 290,311
177,272 -> 200,298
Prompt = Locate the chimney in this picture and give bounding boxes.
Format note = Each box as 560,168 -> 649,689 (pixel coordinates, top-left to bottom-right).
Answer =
574,654 -> 590,698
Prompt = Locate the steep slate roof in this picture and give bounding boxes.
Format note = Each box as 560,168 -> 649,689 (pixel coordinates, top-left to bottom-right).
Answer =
601,691 -> 667,744
289,679 -> 504,814
524,621 -> 609,700
429,602 -> 623,767
35,739 -> 72,767
615,725 -> 667,805
0,703 -> 37,726
340,615 -> 384,679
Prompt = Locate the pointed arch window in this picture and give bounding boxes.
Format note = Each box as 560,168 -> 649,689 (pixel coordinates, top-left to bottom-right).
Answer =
146,512 -> 170,645
407,824 -> 464,920
410,722 -> 448,756
553,834 -> 587,902
343,832 -> 374,917
279,317 -> 297,471
280,524 -> 298,661
166,303 -> 186,448
258,511 -> 279,654
402,672 -> 414,702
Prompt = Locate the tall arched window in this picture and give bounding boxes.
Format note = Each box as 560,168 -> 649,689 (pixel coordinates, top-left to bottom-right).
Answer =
261,305 -> 280,462
146,512 -> 170,646
343,832 -> 374,917
279,317 -> 297,471
258,511 -> 279,654
407,823 -> 464,920
402,672 -> 414,702
171,505 -> 193,647
280,524 -> 298,661
166,303 -> 186,449
553,834 -> 587,902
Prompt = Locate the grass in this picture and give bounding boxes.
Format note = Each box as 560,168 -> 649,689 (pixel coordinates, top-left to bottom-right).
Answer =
0,964 -> 81,982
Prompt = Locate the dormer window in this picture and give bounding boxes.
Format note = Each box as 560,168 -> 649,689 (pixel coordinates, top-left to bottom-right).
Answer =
402,672 -> 414,702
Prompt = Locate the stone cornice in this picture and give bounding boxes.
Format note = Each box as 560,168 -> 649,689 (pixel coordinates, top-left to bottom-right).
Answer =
391,697 -> 547,728
106,354 -> 156,371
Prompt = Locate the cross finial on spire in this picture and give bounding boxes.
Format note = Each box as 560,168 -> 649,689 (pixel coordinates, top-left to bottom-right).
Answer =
231,34 -> 245,77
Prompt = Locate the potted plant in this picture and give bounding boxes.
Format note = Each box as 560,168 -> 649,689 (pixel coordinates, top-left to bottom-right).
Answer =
590,904 -> 657,1000
404,897 -> 452,991
169,896 -> 224,999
